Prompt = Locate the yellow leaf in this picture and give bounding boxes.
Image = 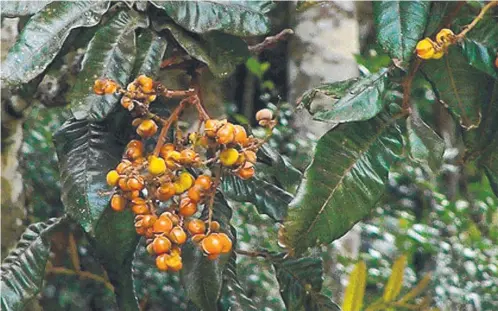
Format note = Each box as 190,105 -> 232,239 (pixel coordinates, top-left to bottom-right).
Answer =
398,273 -> 432,303
342,261 -> 367,311
383,255 -> 407,302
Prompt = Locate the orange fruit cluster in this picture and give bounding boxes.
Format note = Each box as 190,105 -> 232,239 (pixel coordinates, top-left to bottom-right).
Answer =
95,75 -> 275,272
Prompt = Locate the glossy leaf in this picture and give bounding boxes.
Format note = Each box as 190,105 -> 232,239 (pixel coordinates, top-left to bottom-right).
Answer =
407,114 -> 445,172
69,10 -> 148,121
1,1 -> 110,86
459,25 -> 498,78
153,20 -> 249,78
342,261 -> 367,311
424,2 -> 452,36
1,218 -> 64,311
383,255 -> 407,302
373,1 -> 430,68
222,173 -> 293,222
150,0 -> 273,36
0,1 -> 52,17
423,47 -> 493,129
258,144 -> 302,190
132,29 -> 168,78
272,254 -> 340,311
92,208 -> 140,310
219,254 -> 257,311
284,114 -> 403,254
181,193 -> 234,311
53,118 -> 125,236
298,68 -> 390,123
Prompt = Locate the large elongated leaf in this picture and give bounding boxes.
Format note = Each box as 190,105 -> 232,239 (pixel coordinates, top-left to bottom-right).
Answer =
219,254 -> 257,311
53,118 -> 124,236
423,47 -> 494,130
407,114 -> 444,172
373,1 -> 430,68
153,20 -> 249,78
298,68 -> 390,123
1,1 -> 110,86
0,1 -> 52,17
222,173 -> 292,222
69,10 -> 148,121
459,22 -> 498,78
272,254 -> 340,311
284,114 -> 403,254
150,1 -> 274,36
1,218 -> 64,311
132,29 -> 168,78
181,193 -> 234,311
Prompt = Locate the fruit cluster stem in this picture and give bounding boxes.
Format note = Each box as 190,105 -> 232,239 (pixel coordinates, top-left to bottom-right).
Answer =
455,1 -> 498,40
153,98 -> 188,156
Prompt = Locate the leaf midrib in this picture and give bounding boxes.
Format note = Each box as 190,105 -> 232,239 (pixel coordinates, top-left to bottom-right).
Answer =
304,119 -> 392,235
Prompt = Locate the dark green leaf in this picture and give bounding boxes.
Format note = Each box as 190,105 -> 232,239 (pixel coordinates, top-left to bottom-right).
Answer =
181,193 -> 234,311
298,68 -> 390,123
150,0 -> 274,36
284,113 -> 403,254
222,173 -> 292,222
258,144 -> 302,190
422,47 -> 494,130
424,2 -> 452,36
219,254 -> 257,311
1,218 -> 64,311
373,1 -> 430,68
132,29 -> 168,78
406,113 -> 445,172
153,20 -> 249,78
53,118 -> 124,236
272,254 -> 340,311
480,137 -> 498,198
458,18 -> 498,78
68,10 -> 148,121
0,1 -> 52,17
1,1 -> 110,86
92,208 -> 140,310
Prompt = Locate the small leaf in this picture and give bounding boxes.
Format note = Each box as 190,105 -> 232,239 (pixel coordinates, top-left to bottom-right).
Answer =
258,144 -> 302,190
342,261 -> 367,311
219,254 -> 257,311
284,113 -> 403,254
1,218 -> 65,311
406,114 -> 445,172
272,254 -> 340,311
132,29 -> 168,78
1,1 -> 110,86
153,20 -> 249,78
383,255 -> 407,302
53,117 -> 127,236
373,1 -> 430,68
181,193 -> 234,311
150,0 -> 274,36
69,10 -> 148,121
222,173 -> 293,222
0,1 -> 52,17
398,273 -> 432,303
298,68 -> 390,123
423,47 -> 494,129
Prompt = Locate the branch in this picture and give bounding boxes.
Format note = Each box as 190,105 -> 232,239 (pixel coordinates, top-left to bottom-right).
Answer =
455,1 -> 498,40
46,267 -> 114,292
248,29 -> 294,54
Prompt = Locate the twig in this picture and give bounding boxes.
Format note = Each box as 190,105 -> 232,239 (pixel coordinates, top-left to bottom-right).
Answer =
455,1 -> 498,40
68,233 -> 80,272
248,29 -> 294,54
206,164 -> 222,234
401,58 -> 422,113
46,267 -> 114,292
235,249 -> 270,258
152,98 -> 188,156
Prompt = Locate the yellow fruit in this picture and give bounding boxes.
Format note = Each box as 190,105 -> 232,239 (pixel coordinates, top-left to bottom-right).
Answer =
106,170 -> 120,186
165,254 -> 183,272
137,119 -> 158,138
436,28 -> 455,45
432,49 -> 445,59
178,172 -> 194,191
220,148 -> 239,166
216,123 -> 235,145
255,108 -> 273,121
416,38 -> 436,60
148,156 -> 167,176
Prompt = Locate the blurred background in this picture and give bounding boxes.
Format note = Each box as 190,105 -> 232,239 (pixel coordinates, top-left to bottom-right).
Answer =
1,2 -> 497,310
